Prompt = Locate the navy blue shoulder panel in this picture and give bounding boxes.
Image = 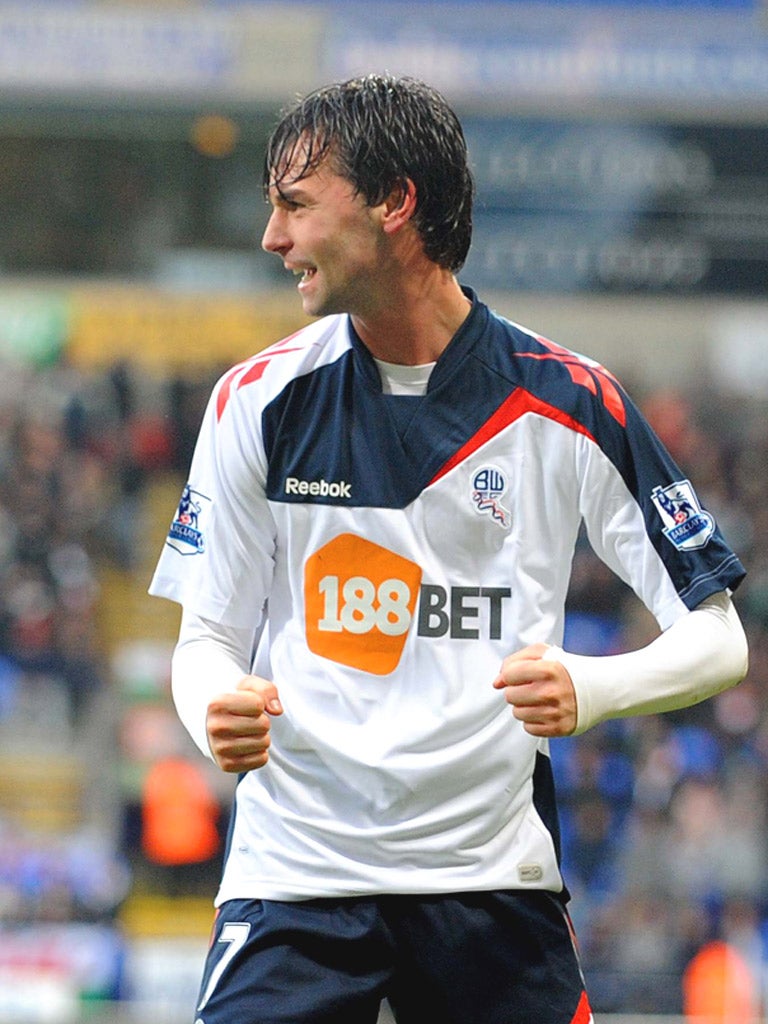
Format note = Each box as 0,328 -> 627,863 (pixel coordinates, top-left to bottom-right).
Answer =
478,318 -> 746,601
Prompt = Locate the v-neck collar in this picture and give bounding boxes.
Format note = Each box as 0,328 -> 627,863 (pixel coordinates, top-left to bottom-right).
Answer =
348,287 -> 486,395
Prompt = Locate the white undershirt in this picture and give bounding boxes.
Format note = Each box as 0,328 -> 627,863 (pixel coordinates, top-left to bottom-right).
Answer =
171,591 -> 747,757
374,358 -> 435,396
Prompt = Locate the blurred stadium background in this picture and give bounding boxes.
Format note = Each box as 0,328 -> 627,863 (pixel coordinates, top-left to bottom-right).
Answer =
0,0 -> 767,1021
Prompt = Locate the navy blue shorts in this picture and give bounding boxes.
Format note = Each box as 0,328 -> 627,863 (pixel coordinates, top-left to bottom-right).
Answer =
192,890 -> 592,1024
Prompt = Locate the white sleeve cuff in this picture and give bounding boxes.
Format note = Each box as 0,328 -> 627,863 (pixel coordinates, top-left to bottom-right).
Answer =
553,591 -> 748,736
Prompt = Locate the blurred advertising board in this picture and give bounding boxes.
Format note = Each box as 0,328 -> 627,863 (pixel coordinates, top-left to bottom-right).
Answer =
0,965 -> 77,1024
121,936 -> 208,1014
0,4 -> 324,101
0,3 -> 765,111
461,117 -> 768,295
0,286 -> 308,375
326,3 -> 768,113
0,923 -> 124,1023
0,293 -> 68,366
67,288 -> 309,375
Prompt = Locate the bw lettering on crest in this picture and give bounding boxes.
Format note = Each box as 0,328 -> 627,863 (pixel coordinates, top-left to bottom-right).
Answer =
471,465 -> 511,529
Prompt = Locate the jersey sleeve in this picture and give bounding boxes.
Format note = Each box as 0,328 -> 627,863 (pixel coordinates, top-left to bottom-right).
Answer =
575,393 -> 745,631
149,373 -> 276,630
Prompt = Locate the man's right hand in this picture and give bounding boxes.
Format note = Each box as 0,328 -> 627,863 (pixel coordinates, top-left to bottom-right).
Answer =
205,676 -> 283,773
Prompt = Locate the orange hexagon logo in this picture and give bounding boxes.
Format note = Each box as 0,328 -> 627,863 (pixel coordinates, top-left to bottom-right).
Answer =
304,533 -> 423,675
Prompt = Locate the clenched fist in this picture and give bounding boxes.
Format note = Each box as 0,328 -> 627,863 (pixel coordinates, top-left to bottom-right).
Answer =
206,675 -> 283,773
493,644 -> 577,737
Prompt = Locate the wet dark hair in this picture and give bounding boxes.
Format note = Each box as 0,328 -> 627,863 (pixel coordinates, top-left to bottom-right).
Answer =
263,74 -> 474,272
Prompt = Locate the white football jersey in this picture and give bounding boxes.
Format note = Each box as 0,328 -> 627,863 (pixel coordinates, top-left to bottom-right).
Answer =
150,290 -> 744,903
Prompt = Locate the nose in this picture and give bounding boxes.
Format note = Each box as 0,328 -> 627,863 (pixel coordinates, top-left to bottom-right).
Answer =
261,208 -> 290,256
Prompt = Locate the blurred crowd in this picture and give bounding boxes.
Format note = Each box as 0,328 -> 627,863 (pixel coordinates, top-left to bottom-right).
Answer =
0,353 -> 766,1013
0,358 -> 175,734
0,358 -> 213,936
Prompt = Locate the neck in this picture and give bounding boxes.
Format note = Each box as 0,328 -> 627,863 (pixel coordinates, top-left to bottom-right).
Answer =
351,265 -> 471,365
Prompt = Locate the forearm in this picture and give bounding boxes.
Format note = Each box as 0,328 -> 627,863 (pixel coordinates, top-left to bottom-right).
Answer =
555,591 -> 748,735
171,610 -> 255,757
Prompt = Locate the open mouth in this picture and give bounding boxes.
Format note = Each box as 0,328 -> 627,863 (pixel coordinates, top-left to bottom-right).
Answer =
293,267 -> 317,284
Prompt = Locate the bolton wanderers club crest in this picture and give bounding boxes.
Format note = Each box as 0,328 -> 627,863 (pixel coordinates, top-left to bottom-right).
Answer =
651,479 -> 715,551
167,483 -> 210,555
471,465 -> 511,529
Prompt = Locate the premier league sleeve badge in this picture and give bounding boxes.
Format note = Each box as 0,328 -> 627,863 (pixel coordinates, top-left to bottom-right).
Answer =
166,483 -> 210,555
651,479 -> 715,551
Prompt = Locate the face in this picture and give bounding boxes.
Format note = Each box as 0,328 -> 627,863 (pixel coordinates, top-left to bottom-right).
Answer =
262,154 -> 388,319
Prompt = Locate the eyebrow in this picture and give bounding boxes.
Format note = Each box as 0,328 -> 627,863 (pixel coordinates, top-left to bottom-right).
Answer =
269,181 -> 313,206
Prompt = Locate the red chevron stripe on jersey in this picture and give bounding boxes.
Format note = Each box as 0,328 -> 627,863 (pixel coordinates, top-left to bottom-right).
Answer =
430,385 -> 596,486
216,331 -> 305,421
520,335 -> 627,428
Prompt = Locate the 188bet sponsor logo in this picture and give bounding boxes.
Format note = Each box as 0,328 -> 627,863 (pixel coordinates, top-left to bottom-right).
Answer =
304,533 -> 510,675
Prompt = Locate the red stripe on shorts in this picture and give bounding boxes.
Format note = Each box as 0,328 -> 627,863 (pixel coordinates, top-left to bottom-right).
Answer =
571,990 -> 593,1024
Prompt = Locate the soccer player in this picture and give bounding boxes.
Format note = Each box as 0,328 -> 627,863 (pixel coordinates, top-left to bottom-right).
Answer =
149,75 -> 748,1024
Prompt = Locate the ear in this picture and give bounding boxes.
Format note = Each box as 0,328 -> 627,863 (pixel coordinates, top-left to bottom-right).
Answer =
380,178 -> 417,236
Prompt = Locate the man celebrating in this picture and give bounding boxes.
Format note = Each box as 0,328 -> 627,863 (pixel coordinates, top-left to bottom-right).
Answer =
150,74 -> 747,1024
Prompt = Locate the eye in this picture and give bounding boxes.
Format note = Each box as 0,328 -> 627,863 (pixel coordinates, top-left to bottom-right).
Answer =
267,188 -> 303,213
274,189 -> 305,211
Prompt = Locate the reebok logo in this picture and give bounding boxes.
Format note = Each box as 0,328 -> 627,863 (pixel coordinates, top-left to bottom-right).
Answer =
285,476 -> 352,499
